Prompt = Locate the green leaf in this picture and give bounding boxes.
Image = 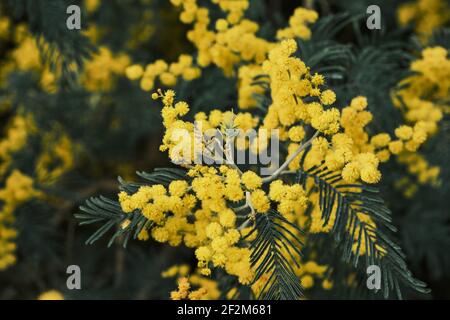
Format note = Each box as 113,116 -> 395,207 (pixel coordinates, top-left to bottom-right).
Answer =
247,209 -> 304,300
298,162 -> 430,298
76,168 -> 189,247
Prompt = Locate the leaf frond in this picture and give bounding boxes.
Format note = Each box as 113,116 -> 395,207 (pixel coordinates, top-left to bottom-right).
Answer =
298,162 -> 429,298
248,209 -> 304,300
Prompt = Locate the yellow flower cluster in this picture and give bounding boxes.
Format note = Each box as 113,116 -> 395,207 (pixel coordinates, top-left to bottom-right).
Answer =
161,264 -> 191,278
126,0 -> 317,91
0,116 -> 32,176
391,47 -> 449,185
119,182 -> 193,228
145,33 -> 412,281
261,39 -> 340,135
398,153 -> 440,186
395,47 -> 448,135
0,16 -> 10,40
148,85 -> 388,287
0,171 -> 41,270
276,7 -> 318,40
297,261 -> 329,290
0,23 -> 58,93
398,0 -> 450,42
0,223 -> 16,270
269,180 -> 308,217
36,132 -> 75,184
81,47 -> 131,91
119,2 -> 445,297
395,177 -> 419,198
127,55 -> 201,92
118,164 -> 253,283
274,94 -> 382,184
188,273 -> 221,299
163,265 -> 221,299
155,89 -> 259,163
171,0 -> 273,75
237,65 -> 265,109
188,169 -> 253,281
11,36 -> 42,71
170,277 -> 208,300
120,99 -> 269,284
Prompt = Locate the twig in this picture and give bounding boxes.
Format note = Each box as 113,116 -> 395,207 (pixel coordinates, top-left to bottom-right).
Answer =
234,203 -> 249,212
215,133 -> 242,175
262,131 -> 319,183
238,192 -> 256,231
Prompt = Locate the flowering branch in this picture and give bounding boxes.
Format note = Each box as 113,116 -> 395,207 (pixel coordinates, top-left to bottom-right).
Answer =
262,131 -> 319,183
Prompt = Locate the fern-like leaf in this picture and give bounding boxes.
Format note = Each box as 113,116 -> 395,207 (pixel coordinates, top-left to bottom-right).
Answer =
298,162 -> 429,298
247,209 -> 304,300
118,167 -> 189,193
76,168 -> 188,247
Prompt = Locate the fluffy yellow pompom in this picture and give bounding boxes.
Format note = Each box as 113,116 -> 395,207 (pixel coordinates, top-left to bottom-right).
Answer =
241,171 -> 262,190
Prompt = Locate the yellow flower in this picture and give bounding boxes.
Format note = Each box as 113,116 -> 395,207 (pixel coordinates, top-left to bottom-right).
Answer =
320,90 -> 336,105
169,180 -> 189,197
225,229 -> 240,245
250,190 -> 270,213
211,237 -> 228,252
360,165 -> 381,184
216,19 -> 229,31
389,140 -> 404,154
219,209 -> 236,228
276,8 -> 318,40
342,162 -> 360,183
206,222 -> 223,239
322,279 -> 333,290
397,0 -> 450,41
300,275 -> 314,289
170,277 -> 190,300
138,229 -> 150,241
81,47 -> 130,91
288,126 -> 306,142
350,96 -> 368,110
241,171 -> 262,190
125,64 -> 144,80
311,73 -> 325,86
371,133 -> 391,148
160,72 -> 177,86
395,125 -> 413,140
195,246 -> 212,261
200,268 -> 211,276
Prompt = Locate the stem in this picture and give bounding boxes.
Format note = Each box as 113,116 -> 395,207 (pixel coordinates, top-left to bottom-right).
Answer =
217,134 -> 243,175
237,191 -> 255,230
234,203 -> 249,212
262,131 -> 319,183
238,218 -> 252,231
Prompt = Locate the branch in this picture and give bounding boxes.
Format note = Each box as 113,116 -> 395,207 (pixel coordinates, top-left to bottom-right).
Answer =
262,131 -> 319,183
